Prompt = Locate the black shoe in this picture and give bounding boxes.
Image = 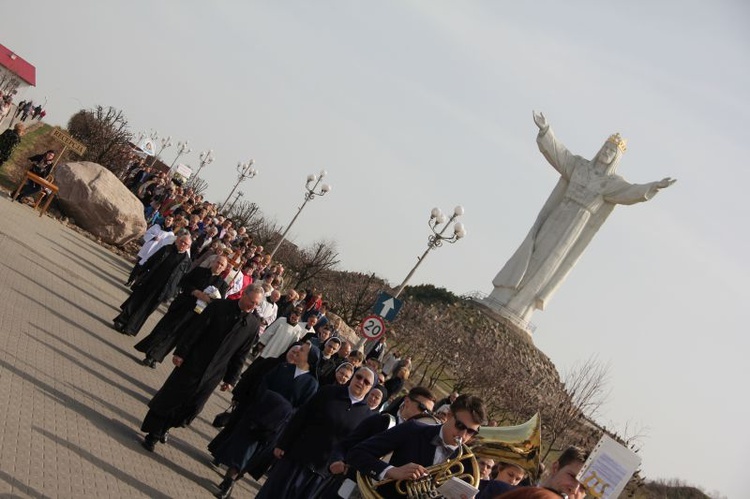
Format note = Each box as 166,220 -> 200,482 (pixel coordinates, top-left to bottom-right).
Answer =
159,430 -> 169,444
141,434 -> 157,452
141,357 -> 157,368
215,477 -> 235,499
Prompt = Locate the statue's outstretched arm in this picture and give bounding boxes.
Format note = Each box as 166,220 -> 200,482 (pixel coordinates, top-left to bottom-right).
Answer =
533,110 -> 550,134
654,177 -> 677,189
605,177 -> 677,205
533,111 -> 574,178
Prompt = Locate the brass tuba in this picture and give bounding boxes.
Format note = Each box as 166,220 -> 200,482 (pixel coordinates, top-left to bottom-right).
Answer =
471,413 -> 542,482
356,413 -> 541,498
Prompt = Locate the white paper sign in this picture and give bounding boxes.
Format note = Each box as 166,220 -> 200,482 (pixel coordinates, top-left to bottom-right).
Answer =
576,434 -> 641,498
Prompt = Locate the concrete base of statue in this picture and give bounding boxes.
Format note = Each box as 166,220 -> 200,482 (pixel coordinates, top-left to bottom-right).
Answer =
467,292 -> 536,337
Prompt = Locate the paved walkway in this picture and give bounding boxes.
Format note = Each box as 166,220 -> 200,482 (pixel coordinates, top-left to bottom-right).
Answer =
0,193 -> 262,498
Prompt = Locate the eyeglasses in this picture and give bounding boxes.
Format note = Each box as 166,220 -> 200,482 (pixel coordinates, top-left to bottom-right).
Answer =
408,396 -> 431,413
353,373 -> 373,386
453,416 -> 479,437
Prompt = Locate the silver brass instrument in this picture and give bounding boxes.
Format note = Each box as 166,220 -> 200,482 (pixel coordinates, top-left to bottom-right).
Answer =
356,413 -> 541,498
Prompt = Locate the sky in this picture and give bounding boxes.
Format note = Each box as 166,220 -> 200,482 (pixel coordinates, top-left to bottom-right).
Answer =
3,1 -> 748,496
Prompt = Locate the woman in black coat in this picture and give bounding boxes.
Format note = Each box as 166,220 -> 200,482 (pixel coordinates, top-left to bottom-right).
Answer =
210,343 -> 320,498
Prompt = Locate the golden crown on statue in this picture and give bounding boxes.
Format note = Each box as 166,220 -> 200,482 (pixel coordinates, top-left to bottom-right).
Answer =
607,133 -> 628,152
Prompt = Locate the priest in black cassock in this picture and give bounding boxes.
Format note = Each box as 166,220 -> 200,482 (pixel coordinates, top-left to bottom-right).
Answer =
254,367 -> 377,499
139,285 -> 264,452
114,234 -> 193,336
134,255 -> 230,367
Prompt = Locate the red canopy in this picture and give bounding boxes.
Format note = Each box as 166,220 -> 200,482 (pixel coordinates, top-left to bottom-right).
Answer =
0,44 -> 36,86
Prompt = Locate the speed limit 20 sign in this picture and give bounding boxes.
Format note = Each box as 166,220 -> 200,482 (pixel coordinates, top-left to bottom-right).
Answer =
360,315 -> 386,341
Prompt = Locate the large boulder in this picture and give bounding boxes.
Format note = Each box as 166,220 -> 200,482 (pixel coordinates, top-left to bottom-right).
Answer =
54,161 -> 146,246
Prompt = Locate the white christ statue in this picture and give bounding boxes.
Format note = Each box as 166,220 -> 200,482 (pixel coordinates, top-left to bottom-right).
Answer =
486,111 -> 675,327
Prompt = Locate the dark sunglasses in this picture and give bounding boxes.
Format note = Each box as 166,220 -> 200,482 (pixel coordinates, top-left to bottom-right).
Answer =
354,373 -> 372,386
453,416 -> 479,437
408,396 -> 430,413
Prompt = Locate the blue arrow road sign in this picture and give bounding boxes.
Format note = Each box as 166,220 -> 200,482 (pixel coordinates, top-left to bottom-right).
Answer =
374,292 -> 403,321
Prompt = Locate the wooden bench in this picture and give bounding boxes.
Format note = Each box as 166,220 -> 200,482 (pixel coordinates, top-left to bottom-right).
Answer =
12,172 -> 60,218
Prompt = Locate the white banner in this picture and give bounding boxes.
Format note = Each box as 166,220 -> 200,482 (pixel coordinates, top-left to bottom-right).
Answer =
175,163 -> 192,179
137,139 -> 156,156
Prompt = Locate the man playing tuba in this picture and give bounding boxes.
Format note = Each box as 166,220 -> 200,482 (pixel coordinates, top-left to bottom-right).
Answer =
347,395 -> 486,498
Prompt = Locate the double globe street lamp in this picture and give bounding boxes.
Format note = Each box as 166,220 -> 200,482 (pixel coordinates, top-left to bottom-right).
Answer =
358,205 -> 466,351
169,140 -> 191,169
220,160 -> 257,212
269,170 -> 332,258
394,205 -> 466,297
149,135 -> 173,167
189,149 -> 215,185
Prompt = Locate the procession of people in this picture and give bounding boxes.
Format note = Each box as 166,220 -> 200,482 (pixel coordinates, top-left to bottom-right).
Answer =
93,159 -> 592,499
0,103 -> 597,498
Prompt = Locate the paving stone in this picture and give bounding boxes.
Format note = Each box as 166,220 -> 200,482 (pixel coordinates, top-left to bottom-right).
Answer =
0,195 -> 264,497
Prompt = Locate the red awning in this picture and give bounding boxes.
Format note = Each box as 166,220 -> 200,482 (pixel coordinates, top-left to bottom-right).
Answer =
0,44 -> 36,86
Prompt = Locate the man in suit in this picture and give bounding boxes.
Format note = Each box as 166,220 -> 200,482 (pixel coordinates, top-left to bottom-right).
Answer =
134,255 -> 229,367
139,285 -> 264,452
347,394 -> 486,497
314,386 -> 438,499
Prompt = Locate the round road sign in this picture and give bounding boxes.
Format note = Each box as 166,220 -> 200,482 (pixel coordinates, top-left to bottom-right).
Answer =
360,315 -> 386,341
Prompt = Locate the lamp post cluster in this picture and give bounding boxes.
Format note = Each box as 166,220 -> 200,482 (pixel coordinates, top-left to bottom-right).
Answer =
269,170 -> 332,258
394,205 -> 466,298
187,149 -> 214,187
220,160 -> 258,211
169,140 -> 191,169
149,135 -> 173,167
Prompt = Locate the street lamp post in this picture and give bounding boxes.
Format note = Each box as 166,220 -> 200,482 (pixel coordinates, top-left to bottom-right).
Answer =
220,160 -> 257,212
169,140 -> 191,169
149,135 -> 173,168
394,205 -> 467,298
269,170 -> 332,258
227,190 -> 244,213
189,149 -> 214,185
358,205 -> 466,351
132,131 -> 146,148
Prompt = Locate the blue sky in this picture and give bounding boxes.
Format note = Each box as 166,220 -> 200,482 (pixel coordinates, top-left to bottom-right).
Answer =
3,1 -> 747,496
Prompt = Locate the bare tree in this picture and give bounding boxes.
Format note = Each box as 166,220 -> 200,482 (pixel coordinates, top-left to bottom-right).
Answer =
541,356 -> 610,460
188,176 -> 210,196
227,200 -> 260,228
67,105 -> 133,174
285,240 -> 340,288
316,271 -> 386,324
246,215 -> 282,248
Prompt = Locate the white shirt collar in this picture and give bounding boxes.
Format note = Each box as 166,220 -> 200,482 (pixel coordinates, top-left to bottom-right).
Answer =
439,425 -> 459,450
348,390 -> 365,404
